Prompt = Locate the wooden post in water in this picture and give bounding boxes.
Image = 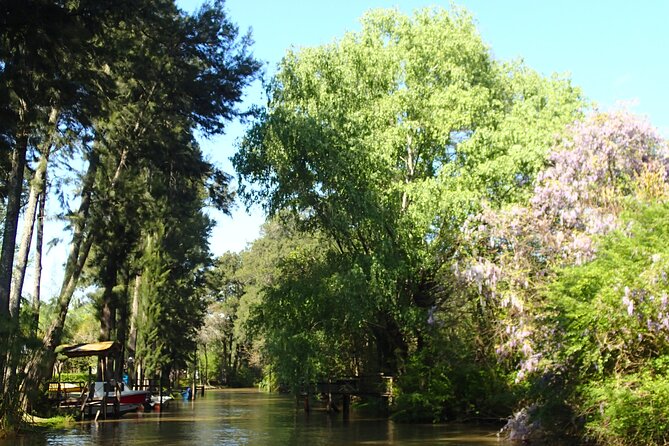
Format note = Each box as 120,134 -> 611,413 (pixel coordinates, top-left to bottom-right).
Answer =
101,361 -> 107,420
342,394 -> 350,420
304,391 -> 310,413
114,380 -> 121,418
87,366 -> 93,419
326,378 -> 332,413
138,361 -> 143,392
159,371 -> 163,411
192,352 -> 197,401
383,375 -> 393,416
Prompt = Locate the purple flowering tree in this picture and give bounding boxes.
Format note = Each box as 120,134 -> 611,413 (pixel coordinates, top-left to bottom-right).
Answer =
453,110 -> 668,381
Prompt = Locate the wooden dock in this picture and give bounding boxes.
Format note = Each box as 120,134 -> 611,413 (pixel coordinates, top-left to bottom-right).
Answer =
301,374 -> 394,418
49,381 -> 129,420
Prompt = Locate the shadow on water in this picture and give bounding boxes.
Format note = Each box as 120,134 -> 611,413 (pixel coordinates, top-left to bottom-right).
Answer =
3,389 -> 507,445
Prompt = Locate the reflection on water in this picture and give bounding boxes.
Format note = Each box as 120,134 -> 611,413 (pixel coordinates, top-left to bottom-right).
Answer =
4,389 -> 506,445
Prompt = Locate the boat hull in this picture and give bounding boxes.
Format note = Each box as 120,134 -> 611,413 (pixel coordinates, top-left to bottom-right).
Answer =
86,402 -> 140,418
94,382 -> 150,405
117,390 -> 150,405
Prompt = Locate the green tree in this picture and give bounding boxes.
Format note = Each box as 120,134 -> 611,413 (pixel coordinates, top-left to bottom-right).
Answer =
0,0 -> 123,427
0,0 -> 259,427
133,198 -> 212,381
454,111 -> 668,439
234,7 -> 583,396
548,203 -> 669,445
38,0 -> 259,379
201,253 -> 245,384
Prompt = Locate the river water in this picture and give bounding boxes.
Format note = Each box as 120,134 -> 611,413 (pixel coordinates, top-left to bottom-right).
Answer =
5,389 -> 506,445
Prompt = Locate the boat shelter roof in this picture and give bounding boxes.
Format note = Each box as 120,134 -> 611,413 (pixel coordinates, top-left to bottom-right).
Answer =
56,341 -> 120,358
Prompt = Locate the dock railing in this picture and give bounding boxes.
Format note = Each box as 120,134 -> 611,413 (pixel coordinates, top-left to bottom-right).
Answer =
300,374 -> 394,418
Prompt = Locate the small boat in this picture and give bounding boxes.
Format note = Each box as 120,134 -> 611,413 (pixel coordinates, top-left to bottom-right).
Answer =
93,382 -> 151,405
48,382 -> 85,401
149,394 -> 174,410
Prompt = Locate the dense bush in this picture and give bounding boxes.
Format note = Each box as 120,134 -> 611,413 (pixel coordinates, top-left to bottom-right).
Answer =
56,372 -> 90,384
392,349 -> 454,422
581,364 -> 669,445
545,203 -> 669,444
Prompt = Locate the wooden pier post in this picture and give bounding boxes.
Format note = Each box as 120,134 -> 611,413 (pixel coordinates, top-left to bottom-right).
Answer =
114,381 -> 121,418
101,360 -> 107,420
159,371 -> 163,410
342,394 -> 350,420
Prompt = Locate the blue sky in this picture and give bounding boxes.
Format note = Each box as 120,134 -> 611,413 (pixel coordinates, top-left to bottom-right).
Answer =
184,0 -> 669,256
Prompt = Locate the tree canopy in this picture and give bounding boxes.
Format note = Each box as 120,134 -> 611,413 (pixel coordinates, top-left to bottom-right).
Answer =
233,6 -> 584,400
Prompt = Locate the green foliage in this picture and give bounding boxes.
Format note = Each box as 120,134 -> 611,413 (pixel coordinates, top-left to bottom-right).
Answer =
25,415 -> 75,430
257,365 -> 280,392
0,0 -> 259,430
392,348 -> 454,423
255,241 -> 364,389
547,202 -> 669,379
135,230 -> 170,376
522,202 -> 669,443
200,252 -> 259,386
56,372 -> 90,384
62,299 -> 98,345
581,366 -> 669,446
136,212 -> 211,377
234,7 -> 583,405
393,311 -> 518,423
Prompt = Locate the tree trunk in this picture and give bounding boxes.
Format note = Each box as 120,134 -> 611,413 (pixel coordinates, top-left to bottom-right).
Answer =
99,268 -> 116,342
0,133 -> 28,395
115,268 -> 131,381
222,336 -> 229,382
99,258 -> 128,381
0,134 -> 28,319
372,311 -> 408,375
202,343 -> 208,384
232,346 -> 240,383
40,151 -> 99,368
98,264 -> 117,382
18,219 -> 97,411
10,148 -> 50,318
39,141 -> 131,379
31,184 -> 47,336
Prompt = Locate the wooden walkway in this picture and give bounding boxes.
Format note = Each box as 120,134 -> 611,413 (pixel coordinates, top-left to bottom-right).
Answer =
314,375 -> 393,397
301,375 -> 394,418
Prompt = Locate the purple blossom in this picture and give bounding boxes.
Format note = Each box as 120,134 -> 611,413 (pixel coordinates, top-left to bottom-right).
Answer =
453,110 -> 669,381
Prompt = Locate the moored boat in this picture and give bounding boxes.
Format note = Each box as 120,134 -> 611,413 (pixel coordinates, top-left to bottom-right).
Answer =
149,394 -> 174,410
94,381 -> 151,405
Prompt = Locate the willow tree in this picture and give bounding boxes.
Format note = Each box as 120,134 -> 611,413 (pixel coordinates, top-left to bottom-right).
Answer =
234,7 -> 584,392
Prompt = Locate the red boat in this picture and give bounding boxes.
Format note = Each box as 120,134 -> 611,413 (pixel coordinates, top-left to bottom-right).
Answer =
94,382 -> 150,405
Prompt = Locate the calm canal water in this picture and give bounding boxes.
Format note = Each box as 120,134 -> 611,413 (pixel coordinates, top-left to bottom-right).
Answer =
5,389 -> 506,445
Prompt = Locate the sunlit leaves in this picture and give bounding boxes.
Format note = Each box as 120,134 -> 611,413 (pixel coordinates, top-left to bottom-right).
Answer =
234,6 -> 584,386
